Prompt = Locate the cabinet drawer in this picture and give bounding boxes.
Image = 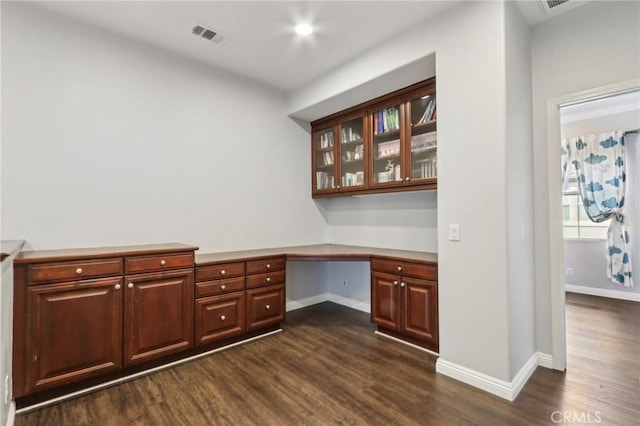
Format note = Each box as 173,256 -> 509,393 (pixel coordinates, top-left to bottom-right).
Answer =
371,259 -> 437,281
196,277 -> 245,298
246,257 -> 285,274
246,270 -> 286,289
196,292 -> 245,346
125,253 -> 193,274
196,262 -> 245,282
246,284 -> 285,332
29,258 -> 123,284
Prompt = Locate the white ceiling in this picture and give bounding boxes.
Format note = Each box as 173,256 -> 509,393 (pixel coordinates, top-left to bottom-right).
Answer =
27,1 -> 587,94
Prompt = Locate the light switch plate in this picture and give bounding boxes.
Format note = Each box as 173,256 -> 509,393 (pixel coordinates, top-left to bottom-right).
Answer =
449,224 -> 460,241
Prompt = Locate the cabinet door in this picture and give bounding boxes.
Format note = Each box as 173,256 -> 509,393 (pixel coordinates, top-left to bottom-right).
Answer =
371,272 -> 400,331
312,124 -> 338,195
124,269 -> 194,365
406,88 -> 437,185
369,97 -> 405,188
196,292 -> 245,346
246,284 -> 285,331
402,276 -> 438,346
337,114 -> 367,192
25,277 -> 123,393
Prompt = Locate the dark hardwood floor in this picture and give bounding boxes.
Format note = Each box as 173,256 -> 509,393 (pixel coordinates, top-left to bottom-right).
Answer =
15,293 -> 639,425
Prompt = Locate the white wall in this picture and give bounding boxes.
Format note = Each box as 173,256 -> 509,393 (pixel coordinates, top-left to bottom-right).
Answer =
290,1 -> 517,383
532,0 -> 640,355
1,2 -> 327,253
561,110 -> 640,298
505,0 -> 536,379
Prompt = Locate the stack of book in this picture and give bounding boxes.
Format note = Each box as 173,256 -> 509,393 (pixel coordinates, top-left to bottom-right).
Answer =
341,127 -> 362,143
316,172 -> 334,190
376,139 -> 400,158
417,98 -> 437,124
373,107 -> 400,135
411,131 -> 437,152
322,150 -> 334,166
342,171 -> 364,187
318,132 -> 334,149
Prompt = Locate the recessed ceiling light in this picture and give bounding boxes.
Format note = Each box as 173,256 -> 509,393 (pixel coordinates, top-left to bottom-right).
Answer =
295,23 -> 313,36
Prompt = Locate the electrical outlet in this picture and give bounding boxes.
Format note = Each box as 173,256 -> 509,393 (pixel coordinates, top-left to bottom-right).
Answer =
343,279 -> 347,286
566,268 -> 573,277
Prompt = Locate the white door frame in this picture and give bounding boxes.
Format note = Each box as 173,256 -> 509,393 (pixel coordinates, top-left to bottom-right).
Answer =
546,78 -> 640,371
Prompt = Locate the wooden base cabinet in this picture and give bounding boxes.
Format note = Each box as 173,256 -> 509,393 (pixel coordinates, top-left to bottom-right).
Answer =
246,284 -> 285,332
371,258 -> 438,352
195,292 -> 245,345
12,243 -> 197,398
25,277 -> 123,393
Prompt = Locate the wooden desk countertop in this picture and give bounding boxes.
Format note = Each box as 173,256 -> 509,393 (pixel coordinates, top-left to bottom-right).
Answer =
196,244 -> 437,266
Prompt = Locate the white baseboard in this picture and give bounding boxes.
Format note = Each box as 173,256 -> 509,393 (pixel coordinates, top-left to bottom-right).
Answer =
286,293 -> 330,312
565,284 -> 640,302
537,352 -> 554,369
15,330 -> 282,414
374,331 -> 439,356
5,401 -> 15,426
436,352 -> 538,401
327,294 -> 370,313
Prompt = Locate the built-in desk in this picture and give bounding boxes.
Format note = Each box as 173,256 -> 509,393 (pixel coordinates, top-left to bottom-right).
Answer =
196,244 -> 439,353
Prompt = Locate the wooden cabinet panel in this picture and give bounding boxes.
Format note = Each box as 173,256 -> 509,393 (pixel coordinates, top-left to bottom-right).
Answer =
370,258 -> 437,281
195,292 -> 245,346
124,269 -> 194,366
402,277 -> 438,346
246,270 -> 285,289
371,272 -> 400,331
246,284 -> 285,332
195,276 -> 245,298
125,253 -> 193,274
29,259 -> 122,284
196,262 -> 245,282
245,257 -> 285,274
25,277 -> 123,393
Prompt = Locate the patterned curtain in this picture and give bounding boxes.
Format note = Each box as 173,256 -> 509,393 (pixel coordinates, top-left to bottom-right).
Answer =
564,131 -> 633,287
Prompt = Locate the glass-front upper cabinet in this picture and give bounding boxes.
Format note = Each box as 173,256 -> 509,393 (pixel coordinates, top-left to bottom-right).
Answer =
406,90 -> 437,184
312,125 -> 337,194
369,98 -> 404,187
338,114 -> 366,191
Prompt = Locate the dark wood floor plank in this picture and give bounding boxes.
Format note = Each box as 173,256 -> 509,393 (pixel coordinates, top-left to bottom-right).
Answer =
15,293 -> 640,425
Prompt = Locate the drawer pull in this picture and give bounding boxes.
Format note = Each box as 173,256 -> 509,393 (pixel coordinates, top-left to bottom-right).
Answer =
265,304 -> 270,310
221,285 -> 226,290
76,268 -> 83,275
400,282 -> 406,288
266,277 -> 271,283
220,270 -> 226,276
115,284 -> 121,290
393,280 -> 398,286
128,283 -> 134,289
160,260 -> 166,266
397,266 -> 402,272
266,263 -> 271,269
220,315 -> 226,321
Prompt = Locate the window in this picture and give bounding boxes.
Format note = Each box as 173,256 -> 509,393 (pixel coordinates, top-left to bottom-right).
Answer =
562,171 -> 609,239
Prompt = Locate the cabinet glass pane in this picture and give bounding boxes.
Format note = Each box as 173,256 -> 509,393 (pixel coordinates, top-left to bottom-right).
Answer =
339,118 -> 365,188
372,105 -> 402,184
409,94 -> 437,180
315,127 -> 335,190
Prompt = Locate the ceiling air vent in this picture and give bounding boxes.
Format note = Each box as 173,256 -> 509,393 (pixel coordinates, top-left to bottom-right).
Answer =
538,0 -> 570,13
191,24 -> 227,45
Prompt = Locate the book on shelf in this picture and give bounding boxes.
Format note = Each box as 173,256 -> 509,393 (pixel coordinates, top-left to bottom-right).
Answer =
412,156 -> 437,179
342,171 -> 364,187
377,139 -> 400,158
342,127 -> 361,143
319,131 -> 334,149
316,171 -> 334,190
323,150 -> 334,166
411,131 -> 437,151
417,98 -> 437,124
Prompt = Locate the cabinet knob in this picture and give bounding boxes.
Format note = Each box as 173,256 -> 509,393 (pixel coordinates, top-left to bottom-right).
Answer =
405,177 -> 410,182
128,283 -> 134,289
393,280 -> 399,286
76,268 -> 83,275
397,266 -> 402,271
266,277 -> 271,283
115,284 -> 121,290
221,285 -> 226,290
220,270 -> 226,275
400,282 -> 406,288
160,260 -> 166,266
265,304 -> 270,310
220,315 -> 226,321
266,264 -> 271,269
